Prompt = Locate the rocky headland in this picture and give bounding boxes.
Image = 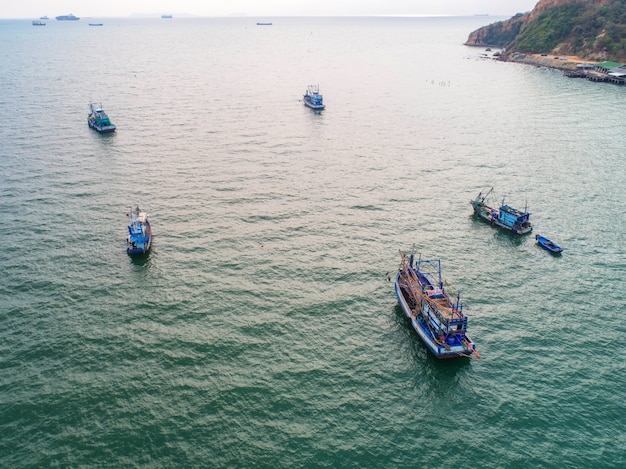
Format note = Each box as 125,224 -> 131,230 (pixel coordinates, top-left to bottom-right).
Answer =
465,0 -> 626,65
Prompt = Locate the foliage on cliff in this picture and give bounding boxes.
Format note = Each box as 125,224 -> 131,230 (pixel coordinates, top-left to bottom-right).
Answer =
466,0 -> 626,61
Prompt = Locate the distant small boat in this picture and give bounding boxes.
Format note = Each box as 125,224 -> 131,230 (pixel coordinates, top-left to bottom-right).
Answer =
89,23 -> 103,26
471,187 -> 532,235
535,235 -> 563,254
161,14 -> 173,18
56,14 -> 80,21
32,20 -> 46,26
40,16 -> 49,20
303,85 -> 325,110
257,22 -> 273,25
394,251 -> 479,359
127,206 -> 152,255
87,102 -> 116,133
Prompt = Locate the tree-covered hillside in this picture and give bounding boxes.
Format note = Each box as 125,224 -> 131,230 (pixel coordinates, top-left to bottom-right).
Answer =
466,0 -> 626,61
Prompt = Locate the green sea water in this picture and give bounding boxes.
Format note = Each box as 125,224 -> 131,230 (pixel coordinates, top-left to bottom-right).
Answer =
1,16 -> 625,468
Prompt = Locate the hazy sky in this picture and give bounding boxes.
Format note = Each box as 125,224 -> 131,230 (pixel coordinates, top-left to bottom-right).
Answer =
5,1 -> 539,19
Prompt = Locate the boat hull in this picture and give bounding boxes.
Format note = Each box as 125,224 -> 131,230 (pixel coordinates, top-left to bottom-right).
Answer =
303,101 -> 325,110
394,272 -> 474,359
88,118 -> 116,133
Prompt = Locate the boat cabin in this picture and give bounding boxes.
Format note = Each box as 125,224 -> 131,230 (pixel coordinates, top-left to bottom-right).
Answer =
309,91 -> 323,106
498,204 -> 529,228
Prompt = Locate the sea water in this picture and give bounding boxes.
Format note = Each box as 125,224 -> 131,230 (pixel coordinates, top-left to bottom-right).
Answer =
1,16 -> 625,467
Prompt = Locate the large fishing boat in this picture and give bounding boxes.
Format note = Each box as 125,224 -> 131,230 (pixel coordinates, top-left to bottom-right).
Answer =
303,85 -> 325,110
126,206 -> 152,255
56,14 -> 80,21
394,251 -> 479,359
87,103 -> 116,133
471,187 -> 532,235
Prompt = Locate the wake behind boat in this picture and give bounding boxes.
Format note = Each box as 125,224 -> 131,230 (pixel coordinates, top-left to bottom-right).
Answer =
471,187 -> 532,235
303,85 -> 325,110
87,102 -> 116,133
127,206 -> 152,255
394,251 -> 479,359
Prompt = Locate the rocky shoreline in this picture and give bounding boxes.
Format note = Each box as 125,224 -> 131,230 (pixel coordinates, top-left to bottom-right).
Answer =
470,47 -> 624,85
507,53 -> 592,71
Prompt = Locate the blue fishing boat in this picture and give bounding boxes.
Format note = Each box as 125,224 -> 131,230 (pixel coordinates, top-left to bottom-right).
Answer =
535,234 -> 563,254
87,103 -> 116,133
303,85 -> 325,110
394,251 -> 479,359
471,187 -> 532,235
126,206 -> 152,255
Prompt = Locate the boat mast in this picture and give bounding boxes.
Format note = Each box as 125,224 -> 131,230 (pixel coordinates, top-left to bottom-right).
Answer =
481,187 -> 493,203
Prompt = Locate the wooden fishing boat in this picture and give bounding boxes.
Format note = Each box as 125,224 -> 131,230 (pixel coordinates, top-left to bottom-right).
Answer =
126,206 -> 152,255
471,187 -> 532,235
394,251 -> 479,359
535,234 -> 563,254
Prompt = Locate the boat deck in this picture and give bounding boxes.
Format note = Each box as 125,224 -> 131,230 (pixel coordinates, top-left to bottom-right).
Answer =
399,271 -> 459,321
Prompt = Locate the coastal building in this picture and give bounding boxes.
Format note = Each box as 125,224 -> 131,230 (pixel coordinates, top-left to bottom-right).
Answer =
595,61 -> 623,73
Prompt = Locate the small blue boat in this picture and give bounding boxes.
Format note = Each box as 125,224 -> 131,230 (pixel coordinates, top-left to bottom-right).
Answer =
535,234 -> 563,254
87,102 -> 116,133
303,85 -> 325,110
394,251 -> 479,359
127,206 -> 152,255
471,187 -> 532,235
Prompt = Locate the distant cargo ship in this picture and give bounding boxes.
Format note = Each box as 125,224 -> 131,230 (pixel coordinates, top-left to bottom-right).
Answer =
56,14 -> 80,21
161,14 -> 173,19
